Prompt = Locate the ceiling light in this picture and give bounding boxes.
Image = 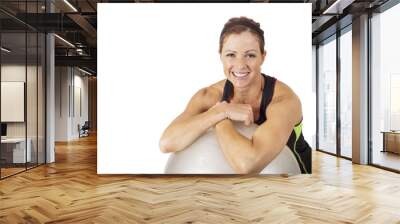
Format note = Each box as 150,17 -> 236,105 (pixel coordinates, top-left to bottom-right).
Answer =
323,0 -> 355,15
78,67 -> 93,76
54,34 -> 75,48
1,47 -> 11,53
63,0 -> 78,12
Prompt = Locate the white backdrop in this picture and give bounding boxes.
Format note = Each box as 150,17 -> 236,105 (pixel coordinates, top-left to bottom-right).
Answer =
98,3 -> 314,174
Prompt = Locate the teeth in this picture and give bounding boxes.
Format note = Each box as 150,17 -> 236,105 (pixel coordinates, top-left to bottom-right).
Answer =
233,72 -> 249,77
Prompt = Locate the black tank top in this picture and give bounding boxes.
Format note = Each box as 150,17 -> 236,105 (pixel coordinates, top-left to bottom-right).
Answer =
220,73 -> 312,174
221,73 -> 276,125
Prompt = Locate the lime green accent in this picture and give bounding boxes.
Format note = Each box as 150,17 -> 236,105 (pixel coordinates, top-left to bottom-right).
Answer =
292,122 -> 308,174
293,138 -> 308,174
294,122 -> 303,142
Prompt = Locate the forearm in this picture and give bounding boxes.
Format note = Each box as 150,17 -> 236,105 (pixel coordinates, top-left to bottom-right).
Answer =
160,106 -> 226,153
215,120 -> 258,174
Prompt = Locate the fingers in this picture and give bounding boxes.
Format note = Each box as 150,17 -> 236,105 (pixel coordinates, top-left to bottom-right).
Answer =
248,105 -> 254,124
244,117 -> 251,126
220,101 -> 254,126
245,113 -> 253,126
223,102 -> 254,125
244,104 -> 254,125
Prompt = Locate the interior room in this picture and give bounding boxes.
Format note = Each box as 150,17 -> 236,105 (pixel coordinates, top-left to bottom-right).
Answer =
0,0 -> 399,223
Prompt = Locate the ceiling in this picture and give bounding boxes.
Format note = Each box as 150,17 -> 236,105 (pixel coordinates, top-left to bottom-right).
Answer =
0,0 -> 393,75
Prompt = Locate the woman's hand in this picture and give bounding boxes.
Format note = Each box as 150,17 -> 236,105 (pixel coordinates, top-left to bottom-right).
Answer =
213,101 -> 254,125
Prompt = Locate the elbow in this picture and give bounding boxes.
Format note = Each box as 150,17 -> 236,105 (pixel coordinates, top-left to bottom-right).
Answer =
233,160 -> 257,174
159,138 -> 171,153
232,151 -> 262,174
159,138 -> 179,153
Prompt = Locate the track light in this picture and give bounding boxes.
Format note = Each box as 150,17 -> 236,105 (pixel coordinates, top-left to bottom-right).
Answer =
54,34 -> 75,48
78,67 -> 93,76
63,0 -> 78,12
1,47 -> 11,53
323,0 -> 355,15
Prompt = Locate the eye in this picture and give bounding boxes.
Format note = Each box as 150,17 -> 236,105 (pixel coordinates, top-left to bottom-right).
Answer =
246,54 -> 256,58
226,53 -> 235,58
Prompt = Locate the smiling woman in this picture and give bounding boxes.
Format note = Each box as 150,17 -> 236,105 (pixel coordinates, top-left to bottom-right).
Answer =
219,17 -> 265,90
159,17 -> 312,174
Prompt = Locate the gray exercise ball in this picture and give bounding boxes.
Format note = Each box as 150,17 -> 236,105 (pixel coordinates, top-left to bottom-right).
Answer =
164,122 -> 301,174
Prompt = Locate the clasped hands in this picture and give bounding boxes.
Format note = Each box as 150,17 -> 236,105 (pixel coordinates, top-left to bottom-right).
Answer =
212,101 -> 254,126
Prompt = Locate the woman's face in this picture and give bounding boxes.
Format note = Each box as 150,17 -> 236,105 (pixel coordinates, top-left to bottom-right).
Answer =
220,31 -> 266,88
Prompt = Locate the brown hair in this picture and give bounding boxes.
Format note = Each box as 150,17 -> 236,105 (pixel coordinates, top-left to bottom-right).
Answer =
219,16 -> 265,54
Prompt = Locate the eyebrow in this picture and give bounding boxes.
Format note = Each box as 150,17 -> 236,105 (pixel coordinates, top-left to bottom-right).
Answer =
245,50 -> 257,53
224,49 -> 258,53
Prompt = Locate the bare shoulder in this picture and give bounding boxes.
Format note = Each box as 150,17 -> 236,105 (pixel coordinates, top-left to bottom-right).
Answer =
208,79 -> 226,98
187,79 -> 225,113
199,80 -> 225,104
273,80 -> 300,101
268,79 -> 302,123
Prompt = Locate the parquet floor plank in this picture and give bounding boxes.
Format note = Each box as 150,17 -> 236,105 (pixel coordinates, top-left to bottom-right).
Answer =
1,134 -> 399,223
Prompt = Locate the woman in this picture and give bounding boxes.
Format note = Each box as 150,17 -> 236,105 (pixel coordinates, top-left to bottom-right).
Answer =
159,17 -> 311,174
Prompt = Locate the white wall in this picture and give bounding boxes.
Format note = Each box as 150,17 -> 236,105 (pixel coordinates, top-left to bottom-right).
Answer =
55,67 -> 89,141
75,70 -> 89,138
55,66 -> 69,141
1,65 -> 38,137
1,65 -> 27,140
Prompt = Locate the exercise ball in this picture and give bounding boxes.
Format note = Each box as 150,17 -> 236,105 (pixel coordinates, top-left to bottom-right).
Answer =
164,122 -> 301,174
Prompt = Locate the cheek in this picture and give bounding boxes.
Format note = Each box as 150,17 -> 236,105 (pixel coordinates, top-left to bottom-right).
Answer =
250,60 -> 262,70
222,60 -> 233,71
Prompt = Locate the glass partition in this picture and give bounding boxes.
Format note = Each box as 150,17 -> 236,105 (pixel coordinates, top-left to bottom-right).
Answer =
371,3 -> 400,171
317,35 -> 337,155
339,27 -> 352,158
0,1 -> 46,179
38,32 -> 45,165
26,0 -> 45,169
1,31 -> 28,178
27,30 -> 38,169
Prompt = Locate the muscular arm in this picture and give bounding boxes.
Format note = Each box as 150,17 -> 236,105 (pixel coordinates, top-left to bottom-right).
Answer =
159,87 -> 225,153
215,93 -> 302,174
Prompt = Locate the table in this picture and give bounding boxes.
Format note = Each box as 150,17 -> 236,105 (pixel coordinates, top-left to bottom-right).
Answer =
381,131 -> 400,154
1,138 -> 32,163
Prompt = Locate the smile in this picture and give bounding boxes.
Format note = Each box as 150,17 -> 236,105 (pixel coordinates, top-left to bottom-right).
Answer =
232,72 -> 250,78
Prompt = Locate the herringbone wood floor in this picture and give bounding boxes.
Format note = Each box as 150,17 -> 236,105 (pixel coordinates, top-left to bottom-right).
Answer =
1,134 -> 400,223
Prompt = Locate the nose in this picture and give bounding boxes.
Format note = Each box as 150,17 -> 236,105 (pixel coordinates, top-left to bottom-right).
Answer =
235,57 -> 247,70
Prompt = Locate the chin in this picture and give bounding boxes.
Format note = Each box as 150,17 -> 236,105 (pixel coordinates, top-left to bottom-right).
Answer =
231,80 -> 250,89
